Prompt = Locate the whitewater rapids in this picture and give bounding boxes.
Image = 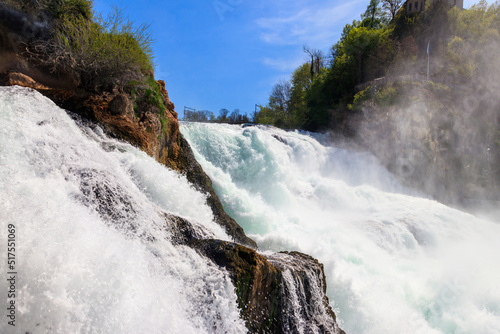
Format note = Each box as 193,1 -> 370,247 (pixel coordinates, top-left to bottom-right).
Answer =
0,86 -> 247,333
181,122 -> 500,334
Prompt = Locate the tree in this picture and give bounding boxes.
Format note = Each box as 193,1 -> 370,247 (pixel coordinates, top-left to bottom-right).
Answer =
381,0 -> 403,20
226,109 -> 249,124
254,79 -> 292,127
269,80 -> 292,114
331,21 -> 360,62
208,111 -> 216,122
183,109 -> 210,122
218,108 -> 230,122
361,0 -> 387,29
339,26 -> 392,83
228,109 -> 240,123
303,45 -> 326,78
289,63 -> 314,126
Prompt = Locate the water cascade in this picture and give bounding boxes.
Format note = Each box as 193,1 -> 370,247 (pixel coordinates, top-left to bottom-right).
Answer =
0,86 -> 245,333
267,252 -> 342,333
0,86 -> 344,333
181,122 -> 500,334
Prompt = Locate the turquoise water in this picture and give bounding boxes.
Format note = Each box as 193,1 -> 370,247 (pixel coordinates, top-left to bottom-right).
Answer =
182,122 -> 500,334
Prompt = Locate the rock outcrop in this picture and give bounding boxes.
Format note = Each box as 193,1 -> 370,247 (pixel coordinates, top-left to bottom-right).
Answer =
171,217 -> 345,334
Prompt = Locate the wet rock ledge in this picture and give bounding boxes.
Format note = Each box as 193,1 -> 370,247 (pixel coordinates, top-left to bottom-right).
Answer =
171,215 -> 346,334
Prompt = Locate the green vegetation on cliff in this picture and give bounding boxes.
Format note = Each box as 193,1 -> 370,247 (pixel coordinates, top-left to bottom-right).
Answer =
256,0 -> 499,131
255,0 -> 397,131
2,0 -> 156,93
3,0 -> 92,19
32,0 -> 153,90
256,0 -> 500,206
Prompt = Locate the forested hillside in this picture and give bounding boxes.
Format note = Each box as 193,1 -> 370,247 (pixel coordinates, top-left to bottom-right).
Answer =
256,0 -> 500,208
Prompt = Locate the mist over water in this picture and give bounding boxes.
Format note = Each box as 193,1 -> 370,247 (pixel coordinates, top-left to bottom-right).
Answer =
0,87 -> 246,333
181,122 -> 500,334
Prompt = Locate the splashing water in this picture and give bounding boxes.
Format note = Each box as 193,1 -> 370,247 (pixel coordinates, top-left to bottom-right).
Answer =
181,122 -> 500,334
0,87 -> 247,333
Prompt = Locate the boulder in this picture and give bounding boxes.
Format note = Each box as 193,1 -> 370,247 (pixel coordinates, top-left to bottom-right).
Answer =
6,72 -> 48,90
109,93 -> 134,117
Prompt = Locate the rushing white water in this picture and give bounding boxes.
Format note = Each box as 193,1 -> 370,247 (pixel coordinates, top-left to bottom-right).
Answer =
0,86 -> 247,333
181,122 -> 500,334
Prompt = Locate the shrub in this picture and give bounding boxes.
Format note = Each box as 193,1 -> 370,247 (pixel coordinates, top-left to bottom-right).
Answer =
350,87 -> 373,110
3,0 -> 93,20
144,75 -> 164,110
374,85 -> 398,106
30,4 -> 154,91
43,0 -> 93,20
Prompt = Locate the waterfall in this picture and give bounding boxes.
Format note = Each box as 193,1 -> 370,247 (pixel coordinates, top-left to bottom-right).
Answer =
0,86 -> 343,333
181,122 -> 500,334
2,85 -> 498,333
266,252 -> 343,334
0,86 -> 246,333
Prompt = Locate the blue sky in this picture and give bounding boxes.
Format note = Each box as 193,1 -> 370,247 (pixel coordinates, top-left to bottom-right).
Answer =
92,0 -> 484,119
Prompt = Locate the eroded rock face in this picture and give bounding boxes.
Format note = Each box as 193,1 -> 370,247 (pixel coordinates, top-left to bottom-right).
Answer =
157,79 -> 176,113
268,252 -> 346,334
109,94 -> 133,117
140,111 -> 161,134
190,239 -> 282,332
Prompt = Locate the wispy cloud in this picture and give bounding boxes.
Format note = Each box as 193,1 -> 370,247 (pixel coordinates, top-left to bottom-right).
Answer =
255,0 -> 366,48
262,54 -> 305,72
255,0 -> 365,72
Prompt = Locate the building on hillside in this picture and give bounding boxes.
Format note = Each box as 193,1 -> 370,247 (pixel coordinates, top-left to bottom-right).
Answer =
406,0 -> 463,14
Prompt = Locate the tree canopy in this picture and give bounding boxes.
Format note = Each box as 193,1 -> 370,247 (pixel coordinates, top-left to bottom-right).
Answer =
254,0 -> 498,132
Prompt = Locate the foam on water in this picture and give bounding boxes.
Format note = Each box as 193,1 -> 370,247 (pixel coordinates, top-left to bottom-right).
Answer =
181,122 -> 500,334
0,86 -> 247,333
